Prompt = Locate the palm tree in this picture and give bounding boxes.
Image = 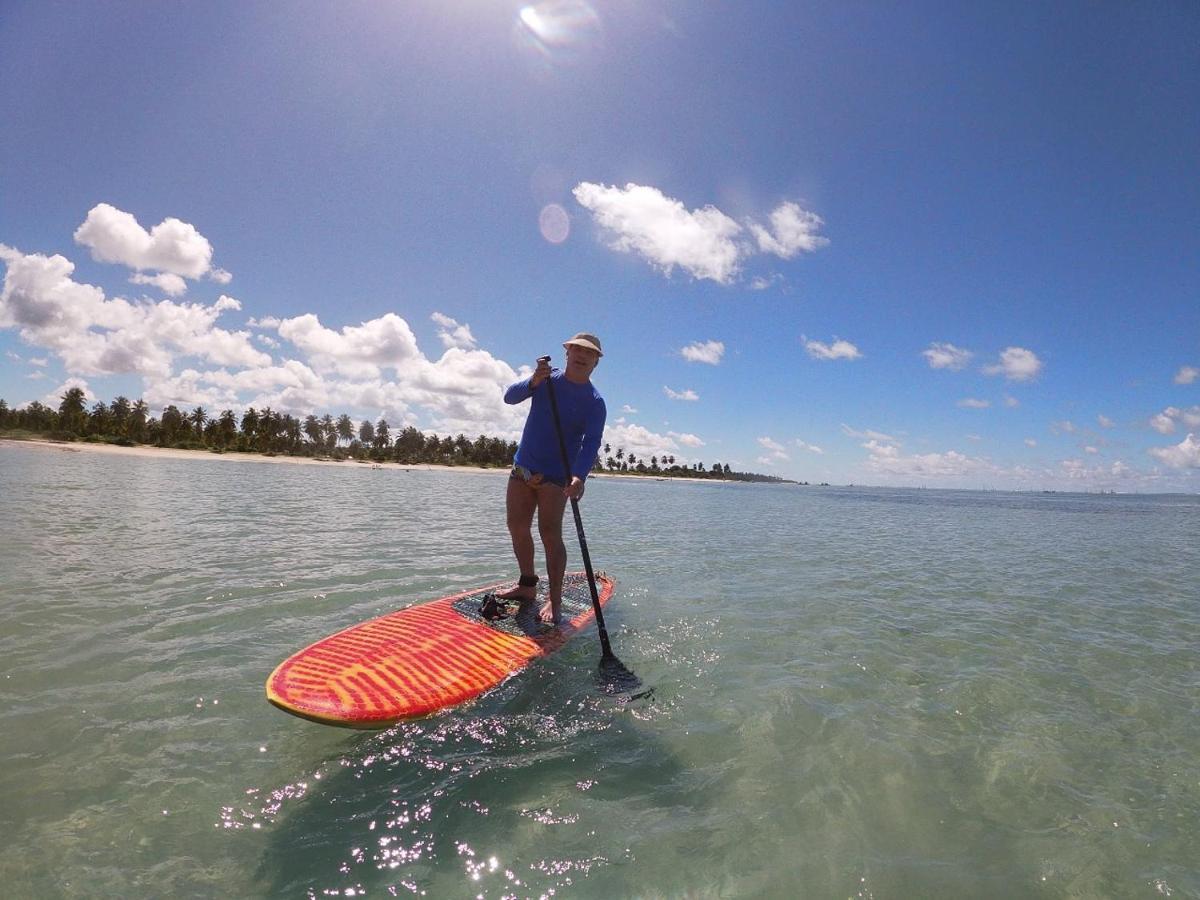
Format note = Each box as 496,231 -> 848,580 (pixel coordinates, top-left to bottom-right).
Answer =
109,396 -> 132,437
283,414 -> 302,451
218,410 -> 237,448
358,419 -> 375,447
88,401 -> 111,436
22,401 -> 57,431
337,414 -> 355,448
58,387 -> 87,435
189,407 -> 208,440
374,418 -> 391,452
160,405 -> 186,445
320,414 -> 336,450
257,408 -> 278,452
240,408 -> 260,447
130,400 -> 149,443
303,414 -> 323,446
394,425 -> 425,462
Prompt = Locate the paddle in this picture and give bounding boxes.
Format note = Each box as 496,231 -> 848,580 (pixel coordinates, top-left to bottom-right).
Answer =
538,356 -> 642,693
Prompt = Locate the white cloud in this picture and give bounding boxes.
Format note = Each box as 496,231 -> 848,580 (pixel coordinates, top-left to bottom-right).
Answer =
680,339 -> 724,365
794,438 -> 824,454
1097,414 -> 1114,428
1025,438 -> 1038,447
748,201 -> 829,258
276,312 -> 421,379
572,182 -> 827,285
0,244 -> 268,378
603,421 -> 692,462
1003,394 -> 1020,408
862,439 -> 992,479
758,436 -> 786,452
210,268 -> 233,285
664,385 -> 699,401
73,203 -> 219,280
804,336 -> 861,361
1149,433 -> 1200,469
43,377 -> 92,408
1174,365 -> 1198,385
671,431 -> 705,447
431,311 -> 477,350
757,436 -> 790,463
1151,408 -> 1178,434
1150,406 -> 1200,435
130,272 -> 188,296
958,398 -> 990,409
2,222 -> 543,439
621,404 -> 637,414
1053,420 -> 1077,435
1059,458 -> 1141,482
1084,446 -> 1099,455
573,182 -> 743,283
923,342 -> 972,370
749,274 -> 783,291
842,423 -> 896,442
983,346 -> 1043,382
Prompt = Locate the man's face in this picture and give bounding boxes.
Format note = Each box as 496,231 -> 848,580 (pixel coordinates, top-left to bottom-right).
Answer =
565,343 -> 600,378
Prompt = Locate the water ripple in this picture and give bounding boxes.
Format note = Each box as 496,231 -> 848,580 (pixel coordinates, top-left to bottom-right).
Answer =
2,446 -> 1198,896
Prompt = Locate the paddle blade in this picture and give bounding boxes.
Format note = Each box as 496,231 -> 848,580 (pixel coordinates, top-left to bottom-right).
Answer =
596,653 -> 648,697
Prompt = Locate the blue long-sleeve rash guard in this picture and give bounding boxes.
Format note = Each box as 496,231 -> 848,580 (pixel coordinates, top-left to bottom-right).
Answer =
504,370 -> 607,483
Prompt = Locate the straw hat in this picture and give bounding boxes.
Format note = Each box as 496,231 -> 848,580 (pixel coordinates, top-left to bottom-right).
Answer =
563,332 -> 603,356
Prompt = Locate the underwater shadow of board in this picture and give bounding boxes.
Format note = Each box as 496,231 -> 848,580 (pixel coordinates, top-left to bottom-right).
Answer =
252,660 -> 679,896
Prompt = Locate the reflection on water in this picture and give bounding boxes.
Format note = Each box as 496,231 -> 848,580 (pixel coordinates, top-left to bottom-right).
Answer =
1,444 -> 1198,896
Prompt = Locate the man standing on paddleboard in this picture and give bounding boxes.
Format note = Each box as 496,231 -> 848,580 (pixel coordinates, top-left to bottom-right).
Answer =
499,332 -> 607,625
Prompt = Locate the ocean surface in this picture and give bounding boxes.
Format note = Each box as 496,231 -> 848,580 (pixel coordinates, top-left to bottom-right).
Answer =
1,441 -> 1197,899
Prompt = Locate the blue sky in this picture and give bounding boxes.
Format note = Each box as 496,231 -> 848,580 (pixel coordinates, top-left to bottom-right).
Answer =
2,1 -> 1197,490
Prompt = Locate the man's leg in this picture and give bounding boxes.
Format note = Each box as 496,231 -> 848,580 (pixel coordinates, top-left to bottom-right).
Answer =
498,476 -> 539,601
536,485 -> 569,623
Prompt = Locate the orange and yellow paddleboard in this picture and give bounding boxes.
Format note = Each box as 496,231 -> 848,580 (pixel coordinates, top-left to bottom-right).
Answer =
266,572 -> 613,728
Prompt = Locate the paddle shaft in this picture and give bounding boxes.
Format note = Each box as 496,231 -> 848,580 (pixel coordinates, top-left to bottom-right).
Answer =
538,357 -> 615,659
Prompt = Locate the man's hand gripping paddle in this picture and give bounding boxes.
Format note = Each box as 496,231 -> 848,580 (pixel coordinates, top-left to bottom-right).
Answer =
538,356 -> 644,695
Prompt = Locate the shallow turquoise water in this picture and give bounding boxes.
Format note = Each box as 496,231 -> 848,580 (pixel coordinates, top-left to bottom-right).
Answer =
1,442 -> 1198,898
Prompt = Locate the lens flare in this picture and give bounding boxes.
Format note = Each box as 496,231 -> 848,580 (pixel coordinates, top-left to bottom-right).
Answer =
515,1 -> 603,66
539,203 -> 570,244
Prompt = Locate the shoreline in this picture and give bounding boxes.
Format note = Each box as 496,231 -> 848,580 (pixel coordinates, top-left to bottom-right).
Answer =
0,437 -> 727,483
0,436 -> 501,475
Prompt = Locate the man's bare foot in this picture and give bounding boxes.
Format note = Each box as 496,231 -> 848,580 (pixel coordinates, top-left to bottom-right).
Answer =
496,574 -> 539,602
496,584 -> 535,601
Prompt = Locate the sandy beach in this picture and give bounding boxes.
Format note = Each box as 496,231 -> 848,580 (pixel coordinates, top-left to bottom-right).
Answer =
0,437 -> 502,475
0,437 -> 727,483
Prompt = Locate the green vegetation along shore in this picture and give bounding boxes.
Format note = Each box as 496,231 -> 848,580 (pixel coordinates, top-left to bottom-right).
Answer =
0,389 -> 798,484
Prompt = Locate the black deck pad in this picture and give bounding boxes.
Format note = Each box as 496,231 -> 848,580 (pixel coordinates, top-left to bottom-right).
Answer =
452,572 -> 595,638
